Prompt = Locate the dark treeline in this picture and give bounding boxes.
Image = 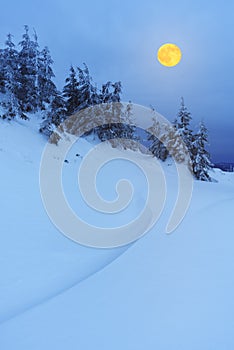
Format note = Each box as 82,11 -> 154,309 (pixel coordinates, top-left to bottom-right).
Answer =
0,26 -> 212,181
146,99 -> 213,181
0,26 -> 122,124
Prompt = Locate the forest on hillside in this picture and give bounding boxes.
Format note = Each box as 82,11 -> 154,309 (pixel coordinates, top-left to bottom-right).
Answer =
0,26 -> 212,181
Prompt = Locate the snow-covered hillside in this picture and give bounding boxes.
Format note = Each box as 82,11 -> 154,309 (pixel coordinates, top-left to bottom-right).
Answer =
0,117 -> 129,323
0,117 -> 234,349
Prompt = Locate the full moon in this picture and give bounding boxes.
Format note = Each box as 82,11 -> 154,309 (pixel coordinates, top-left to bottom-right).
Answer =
157,43 -> 182,67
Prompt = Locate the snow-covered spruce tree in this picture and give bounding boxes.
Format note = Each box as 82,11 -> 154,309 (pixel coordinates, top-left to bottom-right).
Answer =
110,83 -> 134,142
37,46 -> 57,110
191,121 -> 213,181
39,90 -> 67,138
62,64 -> 102,138
99,81 -> 122,106
147,118 -> 169,161
161,123 -> 190,164
63,65 -> 80,116
97,81 -> 124,141
41,64 -> 103,140
0,48 -> 6,94
96,81 -> 115,141
0,34 -> 23,119
17,25 -> 39,113
108,82 -> 129,142
76,63 -> 102,137
121,101 -> 136,140
107,102 -> 140,151
175,97 -> 194,155
76,63 -> 100,111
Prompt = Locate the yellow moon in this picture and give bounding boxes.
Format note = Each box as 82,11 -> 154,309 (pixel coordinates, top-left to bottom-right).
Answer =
157,43 -> 182,67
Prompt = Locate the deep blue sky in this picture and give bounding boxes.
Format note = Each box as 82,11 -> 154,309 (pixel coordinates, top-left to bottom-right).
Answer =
1,0 -> 233,162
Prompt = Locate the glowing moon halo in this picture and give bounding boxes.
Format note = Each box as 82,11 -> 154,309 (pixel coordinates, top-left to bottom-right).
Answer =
157,43 -> 182,67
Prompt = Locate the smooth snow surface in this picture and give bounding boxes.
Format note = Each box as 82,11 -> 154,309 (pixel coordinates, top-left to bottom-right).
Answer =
0,118 -> 233,349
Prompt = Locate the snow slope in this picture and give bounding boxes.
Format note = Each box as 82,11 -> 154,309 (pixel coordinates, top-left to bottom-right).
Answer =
0,117 -> 129,323
0,117 -> 234,349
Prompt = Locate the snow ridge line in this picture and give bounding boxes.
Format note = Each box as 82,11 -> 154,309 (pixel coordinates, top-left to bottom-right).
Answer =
0,243 -> 132,325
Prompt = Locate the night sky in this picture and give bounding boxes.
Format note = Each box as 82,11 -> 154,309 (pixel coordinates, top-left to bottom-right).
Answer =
1,0 -> 233,162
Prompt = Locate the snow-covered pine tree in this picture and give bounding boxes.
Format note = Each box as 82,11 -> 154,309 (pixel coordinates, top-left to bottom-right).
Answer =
17,25 -> 39,112
37,46 -> 57,109
68,63 -> 103,137
39,90 -> 67,137
97,82 -> 113,141
110,82 -> 130,140
175,97 -> 194,155
56,64 -> 102,139
107,101 -> 140,150
63,65 -> 80,115
99,81 -> 122,105
108,82 -> 125,140
110,81 -> 122,103
76,63 -> 100,111
97,81 -> 124,141
100,81 -> 113,103
1,34 -> 21,119
147,118 -> 169,161
161,123 -> 190,164
121,101 -> 136,140
192,121 -> 213,181
0,48 -> 6,94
